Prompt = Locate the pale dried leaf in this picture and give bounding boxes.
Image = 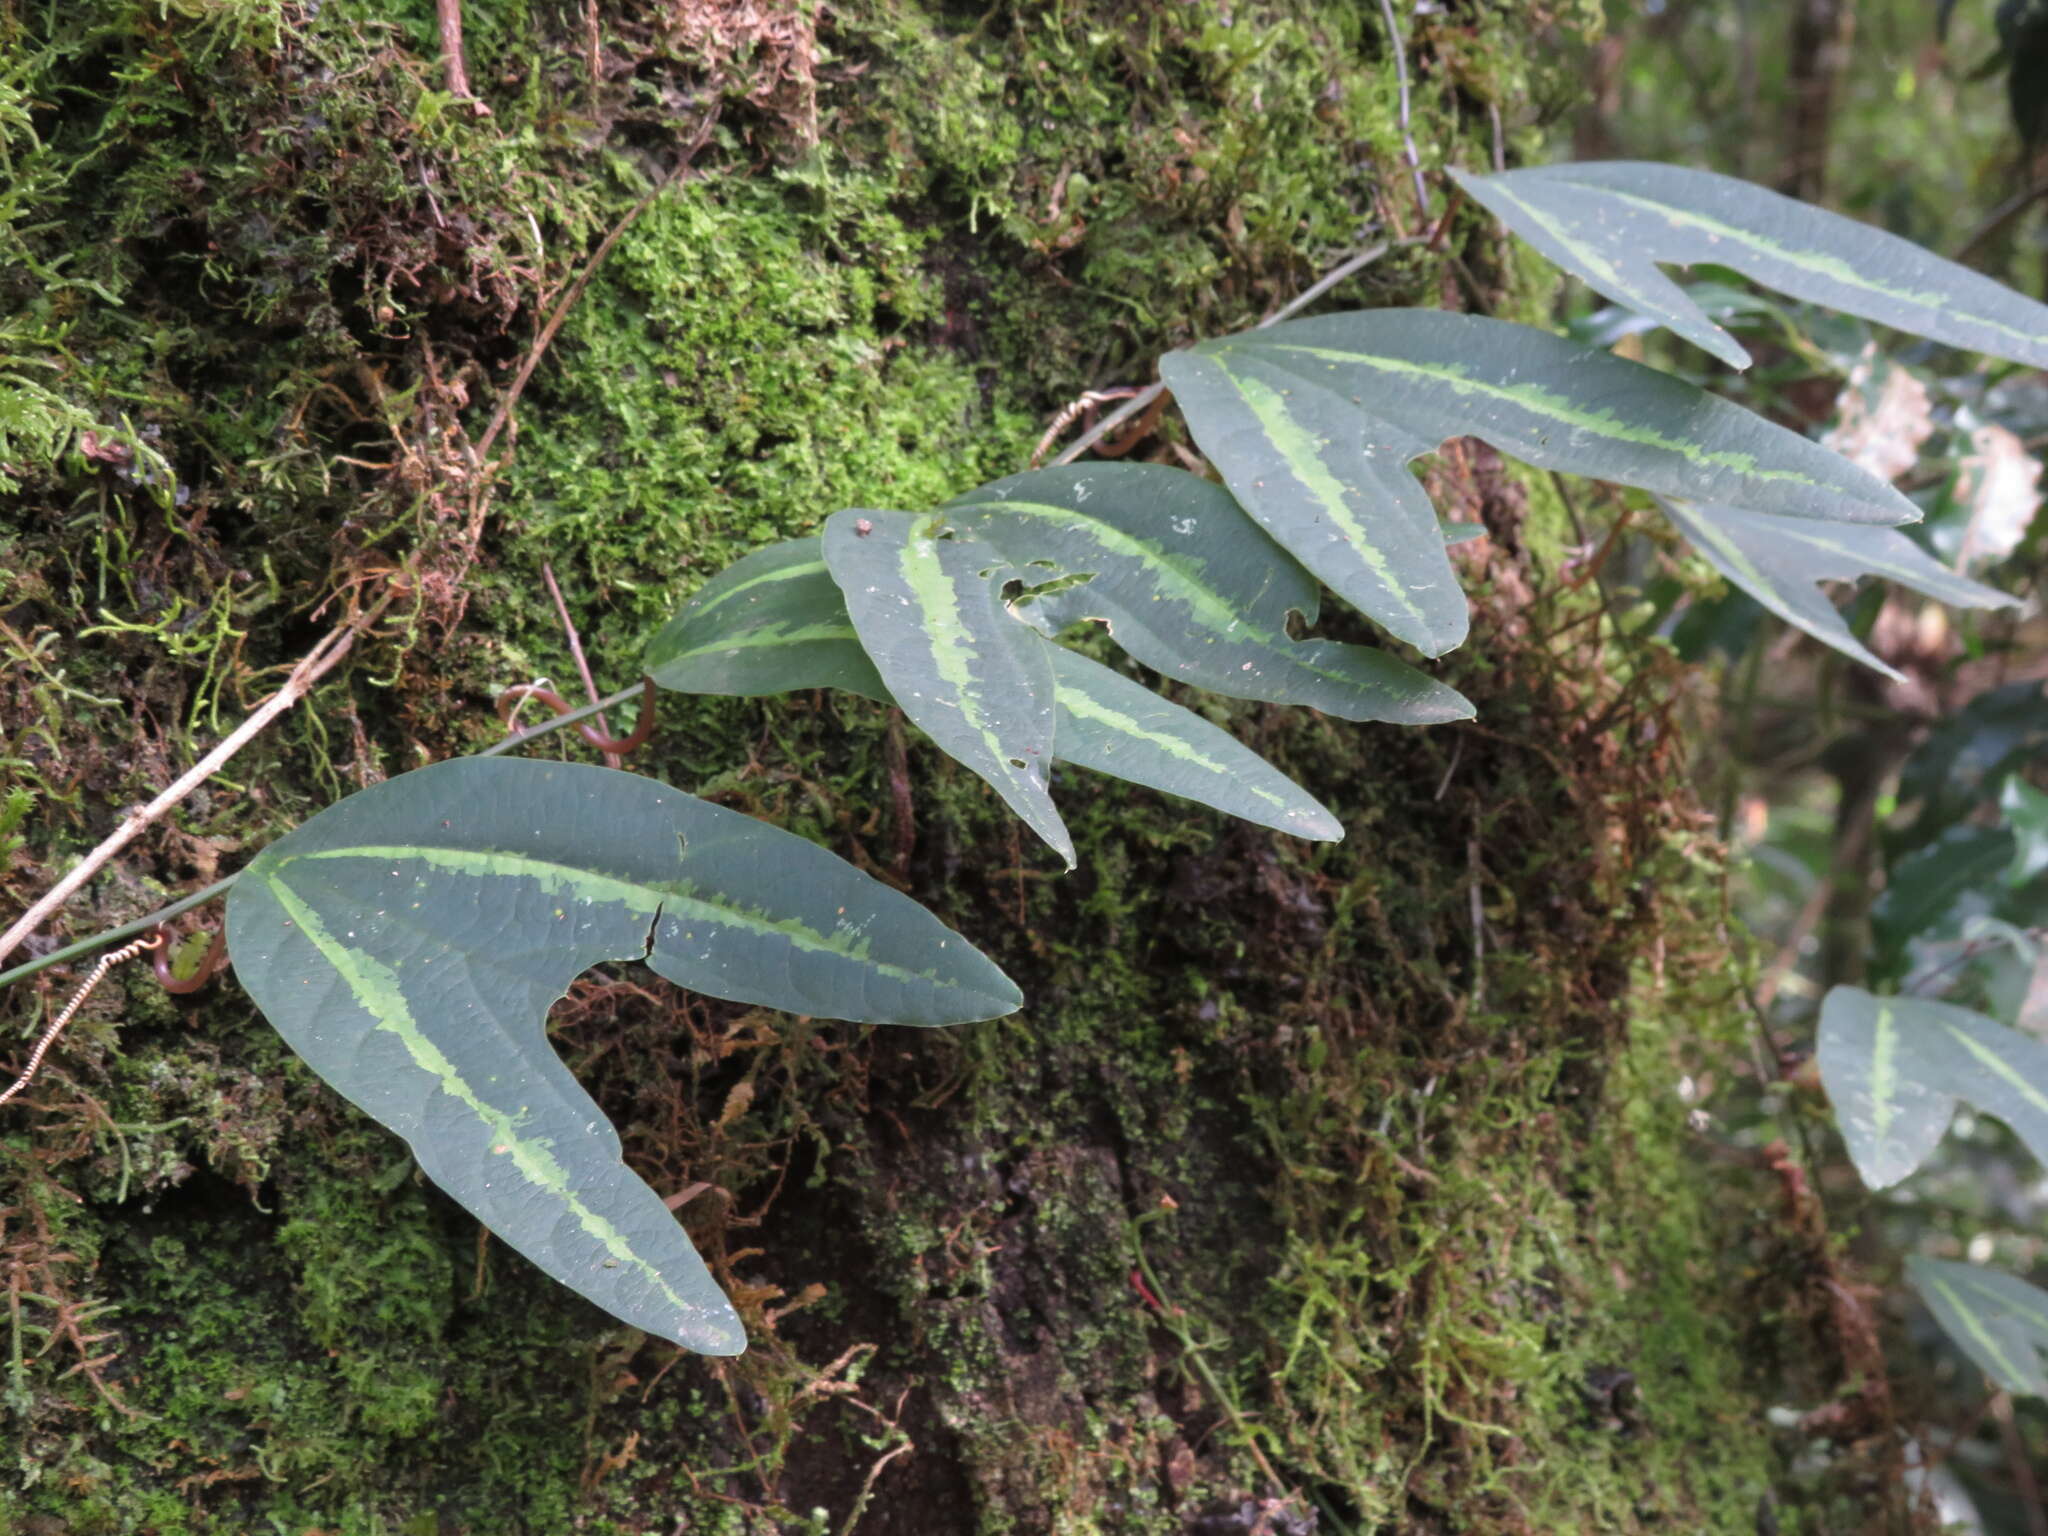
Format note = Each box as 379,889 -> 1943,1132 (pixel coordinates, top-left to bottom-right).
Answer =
1824,351 -> 1934,484
1956,423 -> 2043,569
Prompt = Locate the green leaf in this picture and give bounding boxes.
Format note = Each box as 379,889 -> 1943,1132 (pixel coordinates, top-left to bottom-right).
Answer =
1907,1257 -> 2048,1397
1874,824 -> 2017,961
644,538 -> 887,701
2002,776 -> 2048,887
644,524 -> 1342,842
1820,987 -> 2048,1175
229,757 -> 1020,1354
944,464 -> 1474,725
1657,496 -> 2018,680
1047,646 -> 1341,841
1895,682 -> 2048,854
1815,987 -> 1957,1188
823,509 -> 1073,866
1163,315 -> 1917,591
1450,162 -> 2048,373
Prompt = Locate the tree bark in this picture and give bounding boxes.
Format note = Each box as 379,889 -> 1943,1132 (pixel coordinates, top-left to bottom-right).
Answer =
0,2 -> 1913,1531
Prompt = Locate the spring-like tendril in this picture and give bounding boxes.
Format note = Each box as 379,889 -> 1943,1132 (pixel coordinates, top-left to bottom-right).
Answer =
0,933 -> 164,1108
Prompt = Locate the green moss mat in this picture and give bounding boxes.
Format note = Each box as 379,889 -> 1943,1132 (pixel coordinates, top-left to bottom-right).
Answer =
0,2 -> 1876,1531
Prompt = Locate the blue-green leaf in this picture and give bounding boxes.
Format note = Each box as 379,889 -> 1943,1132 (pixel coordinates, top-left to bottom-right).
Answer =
1908,1257 -> 2048,1397
229,758 -> 1020,1354
823,509 -> 1073,866
1820,987 -> 2048,1177
1452,162 -> 2048,372
1815,988 -> 1958,1188
1047,646 -> 1341,840
944,464 -> 1474,725
1657,496 -> 2017,680
644,538 -> 887,701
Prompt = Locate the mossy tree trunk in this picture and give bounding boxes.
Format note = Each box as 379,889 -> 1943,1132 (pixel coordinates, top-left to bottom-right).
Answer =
0,3 -> 1908,1532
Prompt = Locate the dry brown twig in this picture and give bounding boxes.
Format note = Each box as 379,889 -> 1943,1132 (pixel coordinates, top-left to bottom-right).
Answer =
0,590 -> 397,972
0,934 -> 162,1108
541,562 -> 619,766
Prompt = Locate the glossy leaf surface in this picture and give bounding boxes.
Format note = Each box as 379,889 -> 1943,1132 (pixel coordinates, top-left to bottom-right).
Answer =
1047,645 -> 1341,840
230,758 -> 1020,1353
1162,314 -> 1918,657
644,538 -> 887,701
945,464 -> 1473,725
1816,987 -> 1958,1188
1452,162 -> 2048,372
1819,987 -> 2048,1180
645,531 -> 1341,841
1658,497 -> 2017,680
824,509 -> 1072,866
1908,1257 -> 2048,1396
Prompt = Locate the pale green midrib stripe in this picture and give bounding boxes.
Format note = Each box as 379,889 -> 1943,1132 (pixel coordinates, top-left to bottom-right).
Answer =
1209,356 -> 1431,631
261,875 -> 698,1318
285,845 -> 953,988
1940,1022 -> 2048,1119
1483,179 -> 1636,303
657,621 -> 861,664
1057,685 -> 1289,814
1957,1274 -> 2048,1335
1674,513 -> 1818,632
1586,184 -> 2043,348
1248,340 -> 1824,490
1929,1273 -> 2038,1387
898,534 -> 1029,791
1760,519 -> 2008,605
684,555 -> 829,625
1870,1002 -> 1898,1143
957,498 -> 1256,635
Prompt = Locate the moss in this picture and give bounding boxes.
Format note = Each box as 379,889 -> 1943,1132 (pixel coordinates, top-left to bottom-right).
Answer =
0,0 -> 1904,1531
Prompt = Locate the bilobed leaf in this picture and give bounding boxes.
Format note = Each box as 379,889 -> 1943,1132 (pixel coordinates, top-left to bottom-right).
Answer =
1816,987 -> 1958,1188
1163,314 -> 1918,560
823,509 -> 1073,867
1820,987 -> 2048,1175
645,524 -> 1343,842
1907,1257 -> 2048,1396
644,538 -> 887,701
229,757 -> 1020,1354
1451,162 -> 2048,372
1657,496 -> 2018,680
944,464 -> 1474,725
1047,646 -> 1342,840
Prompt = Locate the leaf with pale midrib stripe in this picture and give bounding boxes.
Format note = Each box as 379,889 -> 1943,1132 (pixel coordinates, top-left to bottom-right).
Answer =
1658,496 -> 2017,680
1160,309 -> 1916,655
230,757 -> 1019,1354
1907,1257 -> 2048,1396
946,465 -> 1473,724
1452,161 -> 2048,372
823,510 -> 1073,866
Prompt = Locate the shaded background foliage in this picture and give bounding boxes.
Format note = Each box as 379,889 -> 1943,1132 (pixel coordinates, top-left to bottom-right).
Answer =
0,0 -> 2010,1532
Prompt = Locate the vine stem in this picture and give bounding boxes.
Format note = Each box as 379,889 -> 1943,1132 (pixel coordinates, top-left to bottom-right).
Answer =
1048,239 -> 1406,468
0,685 -> 642,997
0,595 -> 392,973
1376,0 -> 1431,221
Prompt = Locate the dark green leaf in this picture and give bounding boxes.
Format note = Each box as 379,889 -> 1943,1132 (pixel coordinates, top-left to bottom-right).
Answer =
1451,162 -> 2048,372
1820,987 -> 2048,1175
229,758 -> 1020,1353
1908,1257 -> 2048,1396
2002,776 -> 2048,886
1816,987 -> 1958,1188
944,464 -> 1474,725
1895,682 -> 2048,854
823,509 -> 1073,866
1047,646 -> 1341,840
644,538 -> 887,701
1163,313 -> 1918,556
1657,496 -> 2017,679
1875,824 -> 2017,960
